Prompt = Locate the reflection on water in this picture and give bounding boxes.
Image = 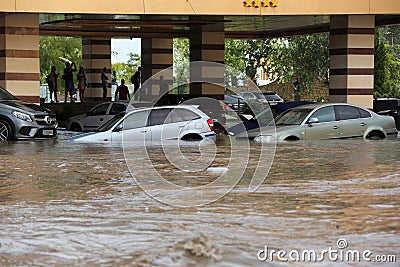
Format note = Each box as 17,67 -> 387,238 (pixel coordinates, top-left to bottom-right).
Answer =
0,132 -> 399,266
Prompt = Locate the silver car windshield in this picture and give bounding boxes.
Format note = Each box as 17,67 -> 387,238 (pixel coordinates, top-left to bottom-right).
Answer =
275,108 -> 313,126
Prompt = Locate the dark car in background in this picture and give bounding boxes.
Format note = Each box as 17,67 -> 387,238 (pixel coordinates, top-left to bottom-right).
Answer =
0,86 -> 57,141
261,91 -> 284,105
227,101 -> 315,136
373,98 -> 400,130
224,94 -> 245,113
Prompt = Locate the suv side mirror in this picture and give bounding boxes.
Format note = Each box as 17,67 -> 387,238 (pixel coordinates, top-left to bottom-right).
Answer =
307,117 -> 319,124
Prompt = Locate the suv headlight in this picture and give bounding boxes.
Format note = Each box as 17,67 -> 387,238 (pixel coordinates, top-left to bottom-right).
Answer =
12,111 -> 33,122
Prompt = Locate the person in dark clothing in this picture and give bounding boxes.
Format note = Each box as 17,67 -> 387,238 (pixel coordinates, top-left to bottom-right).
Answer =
130,66 -> 141,96
115,79 -> 130,101
101,67 -> 108,101
62,62 -> 77,103
48,65 -> 59,103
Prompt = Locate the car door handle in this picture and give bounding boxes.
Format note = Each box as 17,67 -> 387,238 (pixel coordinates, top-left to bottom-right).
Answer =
141,130 -> 147,133
100,118 -> 104,121
333,125 -> 339,129
360,123 -> 366,126
179,125 -> 185,128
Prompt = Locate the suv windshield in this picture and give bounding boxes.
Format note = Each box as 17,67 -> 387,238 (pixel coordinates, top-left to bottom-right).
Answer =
0,87 -> 18,100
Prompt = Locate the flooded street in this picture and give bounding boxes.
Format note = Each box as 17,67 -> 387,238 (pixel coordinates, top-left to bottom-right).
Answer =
0,133 -> 399,266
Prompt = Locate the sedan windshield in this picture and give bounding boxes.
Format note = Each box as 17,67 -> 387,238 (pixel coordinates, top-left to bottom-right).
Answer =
0,87 -> 18,100
275,108 -> 313,125
97,113 -> 125,132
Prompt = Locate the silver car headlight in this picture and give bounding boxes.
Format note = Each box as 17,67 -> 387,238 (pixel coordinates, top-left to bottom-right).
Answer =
254,135 -> 275,143
12,111 -> 33,122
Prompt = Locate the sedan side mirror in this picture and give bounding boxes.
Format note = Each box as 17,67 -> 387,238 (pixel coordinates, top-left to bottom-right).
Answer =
307,117 -> 319,124
113,123 -> 123,132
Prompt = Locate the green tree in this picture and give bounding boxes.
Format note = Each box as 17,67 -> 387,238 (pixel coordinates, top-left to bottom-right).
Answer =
40,36 -> 82,91
374,34 -> 400,98
266,33 -> 329,93
224,39 -> 249,86
224,33 -> 330,94
112,52 -> 140,84
377,25 -> 400,59
173,38 -> 190,86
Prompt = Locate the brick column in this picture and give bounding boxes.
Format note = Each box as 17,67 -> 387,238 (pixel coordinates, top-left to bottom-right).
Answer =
82,37 -> 111,101
329,15 -> 375,109
141,37 -> 173,100
0,14 -> 40,103
189,17 -> 225,100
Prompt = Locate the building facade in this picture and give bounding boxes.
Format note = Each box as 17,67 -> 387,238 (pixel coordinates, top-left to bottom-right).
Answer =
1,0 -> 400,108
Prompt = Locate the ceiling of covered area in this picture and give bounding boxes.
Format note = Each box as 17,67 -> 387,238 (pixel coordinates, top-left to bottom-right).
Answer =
39,14 -> 400,39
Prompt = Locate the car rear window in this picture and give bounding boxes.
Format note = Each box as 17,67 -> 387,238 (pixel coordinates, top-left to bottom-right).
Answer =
169,108 -> 200,122
336,105 -> 362,120
358,107 -> 371,118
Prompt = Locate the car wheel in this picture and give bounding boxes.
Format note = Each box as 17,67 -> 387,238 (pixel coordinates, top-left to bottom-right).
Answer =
366,131 -> 385,140
0,120 -> 13,142
181,133 -> 203,141
70,123 -> 82,132
283,136 -> 300,141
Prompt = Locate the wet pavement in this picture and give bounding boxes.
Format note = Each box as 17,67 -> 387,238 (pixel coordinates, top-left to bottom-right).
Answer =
0,132 -> 399,266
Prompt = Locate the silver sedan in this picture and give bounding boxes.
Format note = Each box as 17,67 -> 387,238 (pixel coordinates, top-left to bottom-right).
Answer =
248,103 -> 398,142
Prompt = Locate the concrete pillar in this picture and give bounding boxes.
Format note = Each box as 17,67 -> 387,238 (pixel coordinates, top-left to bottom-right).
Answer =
82,37 -> 111,101
0,13 -> 40,103
329,15 -> 375,109
141,37 -> 173,100
189,17 -> 225,100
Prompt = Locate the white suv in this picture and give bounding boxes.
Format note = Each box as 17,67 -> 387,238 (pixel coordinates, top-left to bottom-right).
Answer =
68,105 -> 216,143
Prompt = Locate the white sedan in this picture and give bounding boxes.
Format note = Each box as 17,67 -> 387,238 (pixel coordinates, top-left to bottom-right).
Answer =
68,105 -> 217,143
66,101 -> 149,132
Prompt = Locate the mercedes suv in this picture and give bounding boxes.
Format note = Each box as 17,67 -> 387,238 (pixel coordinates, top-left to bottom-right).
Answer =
0,86 -> 58,141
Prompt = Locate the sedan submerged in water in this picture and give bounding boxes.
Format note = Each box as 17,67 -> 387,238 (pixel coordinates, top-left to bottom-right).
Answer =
243,103 -> 398,142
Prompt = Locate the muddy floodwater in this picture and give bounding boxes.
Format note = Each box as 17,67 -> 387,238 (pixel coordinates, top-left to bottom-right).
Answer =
0,132 -> 399,266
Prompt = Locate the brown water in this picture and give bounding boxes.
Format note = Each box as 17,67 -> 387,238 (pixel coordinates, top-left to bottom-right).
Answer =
0,132 -> 399,266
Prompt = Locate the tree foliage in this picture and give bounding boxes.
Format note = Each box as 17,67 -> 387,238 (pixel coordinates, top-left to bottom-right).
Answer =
374,32 -> 400,98
39,36 -> 82,87
173,38 -> 190,85
377,25 -> 400,60
112,52 -> 141,84
224,33 -> 330,94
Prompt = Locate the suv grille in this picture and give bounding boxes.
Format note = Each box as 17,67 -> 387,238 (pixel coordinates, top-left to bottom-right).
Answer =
34,114 -> 57,126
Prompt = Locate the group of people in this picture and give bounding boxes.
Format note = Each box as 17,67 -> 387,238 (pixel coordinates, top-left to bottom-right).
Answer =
47,64 -> 169,103
47,62 -> 87,103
